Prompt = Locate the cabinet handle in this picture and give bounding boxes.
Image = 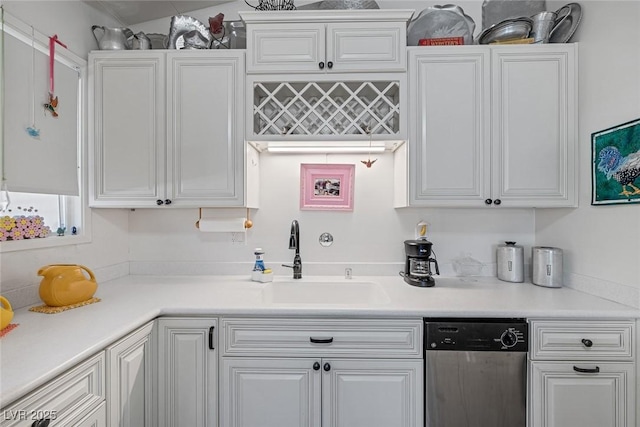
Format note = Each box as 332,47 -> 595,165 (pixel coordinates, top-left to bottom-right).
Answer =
164,199 -> 172,205
493,199 -> 501,205
327,61 -> 333,69
573,365 -> 600,374
310,337 -> 333,344
156,199 -> 164,205
32,420 -> 51,427
208,326 -> 215,350
323,362 -> 331,372
581,338 -> 593,347
313,362 -> 320,371
318,61 -> 325,69
484,198 -> 492,205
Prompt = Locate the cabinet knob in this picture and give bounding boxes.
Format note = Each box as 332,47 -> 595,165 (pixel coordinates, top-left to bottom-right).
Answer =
493,199 -> 502,205
313,362 -> 320,371
156,199 -> 164,205
318,61 -> 325,69
327,61 -> 333,69
323,362 -> 331,372
32,420 -> 51,427
164,199 -> 172,205
484,199 -> 492,205
581,338 -> 593,348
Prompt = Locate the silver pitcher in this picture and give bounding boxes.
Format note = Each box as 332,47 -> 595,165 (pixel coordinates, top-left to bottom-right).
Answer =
92,25 -> 134,50
530,11 -> 569,43
132,32 -> 151,50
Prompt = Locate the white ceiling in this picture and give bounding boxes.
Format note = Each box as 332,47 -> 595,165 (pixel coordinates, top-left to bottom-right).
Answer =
83,0 -> 232,25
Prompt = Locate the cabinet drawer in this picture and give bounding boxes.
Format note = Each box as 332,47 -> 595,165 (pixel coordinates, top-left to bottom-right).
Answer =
221,317 -> 422,358
1,352 -> 105,427
530,320 -> 634,361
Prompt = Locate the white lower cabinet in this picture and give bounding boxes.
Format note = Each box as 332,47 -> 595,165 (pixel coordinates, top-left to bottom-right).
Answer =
0,352 -> 105,427
105,321 -> 154,427
156,317 -> 218,427
221,358 -> 421,427
530,362 -> 634,427
529,320 -> 636,427
220,317 -> 423,427
59,402 -> 106,427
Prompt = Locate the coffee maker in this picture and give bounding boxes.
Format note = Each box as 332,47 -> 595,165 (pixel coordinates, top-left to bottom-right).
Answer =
401,239 -> 440,288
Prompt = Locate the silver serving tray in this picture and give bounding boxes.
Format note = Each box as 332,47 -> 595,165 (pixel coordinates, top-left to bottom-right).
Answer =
477,17 -> 533,44
549,2 -> 582,43
407,4 -> 476,46
168,15 -> 212,49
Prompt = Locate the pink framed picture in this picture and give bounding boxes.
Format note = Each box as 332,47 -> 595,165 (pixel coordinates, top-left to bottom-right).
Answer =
300,164 -> 355,211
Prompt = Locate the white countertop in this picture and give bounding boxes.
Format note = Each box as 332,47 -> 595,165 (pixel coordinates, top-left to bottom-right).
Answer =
1,274 -> 638,407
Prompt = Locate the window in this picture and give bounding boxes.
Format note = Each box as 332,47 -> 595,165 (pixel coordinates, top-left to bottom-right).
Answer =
0,10 -> 90,252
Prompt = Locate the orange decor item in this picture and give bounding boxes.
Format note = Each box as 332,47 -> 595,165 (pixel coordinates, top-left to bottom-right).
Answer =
0,296 -> 14,330
37,264 -> 98,307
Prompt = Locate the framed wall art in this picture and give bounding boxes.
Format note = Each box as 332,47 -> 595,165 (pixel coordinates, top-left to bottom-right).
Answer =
591,118 -> 640,205
300,164 -> 354,211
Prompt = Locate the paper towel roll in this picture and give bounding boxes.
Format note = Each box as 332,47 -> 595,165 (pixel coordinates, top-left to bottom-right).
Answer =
198,218 -> 247,233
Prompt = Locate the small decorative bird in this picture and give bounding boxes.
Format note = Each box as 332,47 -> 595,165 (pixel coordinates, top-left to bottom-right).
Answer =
597,145 -> 640,197
361,158 -> 377,168
44,94 -> 59,117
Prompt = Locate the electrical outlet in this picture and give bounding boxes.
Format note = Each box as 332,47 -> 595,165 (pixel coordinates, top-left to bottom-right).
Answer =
345,268 -> 352,279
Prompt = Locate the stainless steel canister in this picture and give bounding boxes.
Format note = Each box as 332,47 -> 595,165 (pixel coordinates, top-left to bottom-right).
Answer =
497,242 -> 524,283
532,247 -> 563,288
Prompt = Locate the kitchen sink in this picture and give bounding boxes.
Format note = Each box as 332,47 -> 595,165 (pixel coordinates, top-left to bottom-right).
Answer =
261,278 -> 390,306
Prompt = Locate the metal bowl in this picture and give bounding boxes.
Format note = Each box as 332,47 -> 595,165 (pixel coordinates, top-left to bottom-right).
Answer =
477,17 -> 533,44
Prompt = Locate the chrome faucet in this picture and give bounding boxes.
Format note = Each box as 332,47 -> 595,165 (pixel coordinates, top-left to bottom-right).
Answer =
282,220 -> 302,279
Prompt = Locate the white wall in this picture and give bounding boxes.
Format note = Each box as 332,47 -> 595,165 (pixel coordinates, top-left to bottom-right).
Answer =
535,1 -> 640,309
0,1 -> 130,309
128,153 -> 535,276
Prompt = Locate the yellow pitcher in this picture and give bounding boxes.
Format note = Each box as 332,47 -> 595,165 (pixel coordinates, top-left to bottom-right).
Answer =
37,264 -> 98,307
0,296 -> 14,330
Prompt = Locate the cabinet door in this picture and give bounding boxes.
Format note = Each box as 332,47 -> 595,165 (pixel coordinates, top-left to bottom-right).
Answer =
166,52 -> 245,206
408,48 -> 491,206
106,321 -> 153,427
491,45 -> 577,207
90,52 -> 166,207
60,402 -> 107,427
220,358 -> 321,427
530,362 -> 635,427
321,359 -> 423,427
247,24 -> 325,73
327,22 -> 405,72
156,318 -> 218,427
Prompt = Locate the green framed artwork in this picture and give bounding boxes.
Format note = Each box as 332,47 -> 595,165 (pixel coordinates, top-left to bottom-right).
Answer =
592,118 -> 640,205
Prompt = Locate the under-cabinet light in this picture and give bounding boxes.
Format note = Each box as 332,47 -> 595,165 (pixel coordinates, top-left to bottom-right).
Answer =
266,146 -> 387,154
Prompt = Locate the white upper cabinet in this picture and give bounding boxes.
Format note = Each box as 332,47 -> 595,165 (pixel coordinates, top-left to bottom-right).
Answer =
408,47 -> 491,206
89,50 -> 257,208
241,10 -> 413,74
90,52 -> 166,207
407,44 -> 578,208
491,45 -> 577,207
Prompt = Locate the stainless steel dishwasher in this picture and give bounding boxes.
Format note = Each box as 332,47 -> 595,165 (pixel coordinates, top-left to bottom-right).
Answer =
424,318 -> 528,427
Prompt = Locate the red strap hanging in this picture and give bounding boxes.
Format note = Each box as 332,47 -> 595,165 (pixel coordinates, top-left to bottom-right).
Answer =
45,35 -> 67,117
48,34 -> 67,95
